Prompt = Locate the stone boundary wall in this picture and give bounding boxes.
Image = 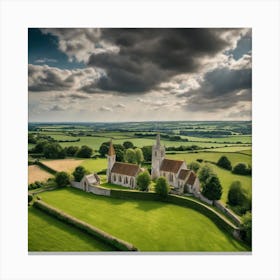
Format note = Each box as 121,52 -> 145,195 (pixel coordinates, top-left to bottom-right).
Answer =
36,161 -> 57,175
70,181 -> 84,190
88,185 -> 111,196
213,200 -> 242,226
33,200 -> 138,251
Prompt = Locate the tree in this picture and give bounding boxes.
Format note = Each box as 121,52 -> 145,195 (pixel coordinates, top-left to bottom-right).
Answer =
123,141 -> 134,149
99,142 -> 109,157
198,165 -> 215,184
135,148 -> 144,165
232,163 -> 250,175
188,162 -> 200,173
136,171 -> 151,191
65,146 -> 79,157
217,156 -> 232,170
55,172 -> 70,187
228,181 -> 247,206
32,140 -> 48,153
43,143 -> 65,159
202,175 -> 222,201
72,166 -> 88,182
155,177 -> 170,198
76,145 -> 93,158
141,146 -> 152,161
125,148 -> 136,163
113,144 -> 125,162
241,212 -> 252,245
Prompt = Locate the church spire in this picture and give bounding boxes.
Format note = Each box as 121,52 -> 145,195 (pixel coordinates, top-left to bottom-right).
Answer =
108,139 -> 115,156
156,132 -> 161,146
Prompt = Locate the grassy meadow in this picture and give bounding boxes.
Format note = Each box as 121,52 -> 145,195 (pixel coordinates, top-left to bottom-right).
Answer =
28,207 -> 115,252
38,187 -> 249,251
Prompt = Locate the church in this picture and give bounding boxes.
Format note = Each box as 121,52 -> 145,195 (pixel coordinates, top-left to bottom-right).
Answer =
151,133 -> 200,195
106,140 -> 142,189
106,134 -> 200,194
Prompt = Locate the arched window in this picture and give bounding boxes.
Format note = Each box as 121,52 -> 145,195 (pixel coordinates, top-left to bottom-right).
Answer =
169,173 -> 173,182
113,174 -> 116,182
119,175 -> 122,182
130,177 -> 134,187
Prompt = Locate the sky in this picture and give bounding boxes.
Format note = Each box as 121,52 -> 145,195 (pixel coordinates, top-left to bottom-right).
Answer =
28,28 -> 252,122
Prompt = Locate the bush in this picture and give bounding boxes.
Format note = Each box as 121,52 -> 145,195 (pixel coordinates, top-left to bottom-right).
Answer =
232,163 -> 251,175
72,166 -> 88,182
198,165 -> 215,183
43,143 -> 66,159
188,162 -> 200,173
202,175 -> 223,201
228,181 -> 247,206
76,145 -> 93,158
217,156 -> 232,171
196,159 -> 203,163
28,194 -> 33,203
136,171 -> 151,191
64,146 -> 79,156
241,212 -> 252,246
155,177 -> 170,198
55,172 -> 70,187
123,141 -> 134,149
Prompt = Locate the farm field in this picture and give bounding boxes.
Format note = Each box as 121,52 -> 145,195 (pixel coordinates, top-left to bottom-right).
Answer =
28,165 -> 53,184
41,159 -> 84,172
38,188 -> 249,252
28,207 -> 115,252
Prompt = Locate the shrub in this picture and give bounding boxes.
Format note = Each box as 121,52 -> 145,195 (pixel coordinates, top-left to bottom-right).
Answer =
202,175 -> 223,201
241,212 -> 252,246
228,181 -> 247,206
155,177 -> 170,198
123,141 -> 134,149
196,159 -> 203,163
72,166 -> 88,182
217,156 -> 232,171
136,171 -> 151,191
76,145 -> 93,158
28,194 -> 33,203
188,161 -> 200,173
55,171 -> 70,187
198,165 -> 215,184
232,163 -> 251,175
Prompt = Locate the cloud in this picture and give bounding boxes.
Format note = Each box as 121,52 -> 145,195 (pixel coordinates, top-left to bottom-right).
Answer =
50,105 -> 66,111
181,67 -> 251,112
40,28 -> 249,94
99,106 -> 113,112
28,64 -> 102,92
34,58 -> 57,64
40,28 -> 119,63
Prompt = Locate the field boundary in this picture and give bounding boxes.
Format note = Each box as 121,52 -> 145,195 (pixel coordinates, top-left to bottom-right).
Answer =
33,200 -> 138,251
36,161 -> 57,175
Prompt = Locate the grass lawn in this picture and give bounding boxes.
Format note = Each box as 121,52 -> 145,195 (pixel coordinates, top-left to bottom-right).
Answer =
28,207 -> 115,252
39,188 -> 249,252
81,158 -> 107,173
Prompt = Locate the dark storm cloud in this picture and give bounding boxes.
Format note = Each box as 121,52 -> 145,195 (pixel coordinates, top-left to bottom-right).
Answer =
86,28 -> 245,94
182,67 -> 252,111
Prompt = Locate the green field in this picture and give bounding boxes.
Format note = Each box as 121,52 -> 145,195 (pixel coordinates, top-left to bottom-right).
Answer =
28,207 -> 115,252
38,188 -> 249,251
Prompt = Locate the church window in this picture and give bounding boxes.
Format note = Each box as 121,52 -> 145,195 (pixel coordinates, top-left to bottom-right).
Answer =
125,177 -> 128,184
130,177 -> 134,187
119,175 -> 122,182
169,173 -> 173,182
113,174 -> 116,181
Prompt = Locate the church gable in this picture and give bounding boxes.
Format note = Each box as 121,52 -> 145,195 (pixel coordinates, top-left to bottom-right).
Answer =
178,169 -> 191,180
111,162 -> 140,177
160,159 -> 184,174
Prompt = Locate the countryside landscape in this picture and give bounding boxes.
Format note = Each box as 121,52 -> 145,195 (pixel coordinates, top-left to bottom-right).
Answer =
28,28 -> 252,252
28,121 -> 252,252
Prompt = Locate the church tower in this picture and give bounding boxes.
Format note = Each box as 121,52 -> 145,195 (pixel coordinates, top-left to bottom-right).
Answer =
151,133 -> 165,179
107,139 -> 116,182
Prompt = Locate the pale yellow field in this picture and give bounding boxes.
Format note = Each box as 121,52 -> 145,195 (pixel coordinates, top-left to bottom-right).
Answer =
41,159 -> 84,173
28,165 -> 53,184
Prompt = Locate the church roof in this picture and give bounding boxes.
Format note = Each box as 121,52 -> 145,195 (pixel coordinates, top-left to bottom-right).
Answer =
84,174 -> 99,184
108,140 -> 115,156
186,171 -> 197,186
111,162 -> 140,177
160,158 -> 184,174
178,169 -> 191,180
